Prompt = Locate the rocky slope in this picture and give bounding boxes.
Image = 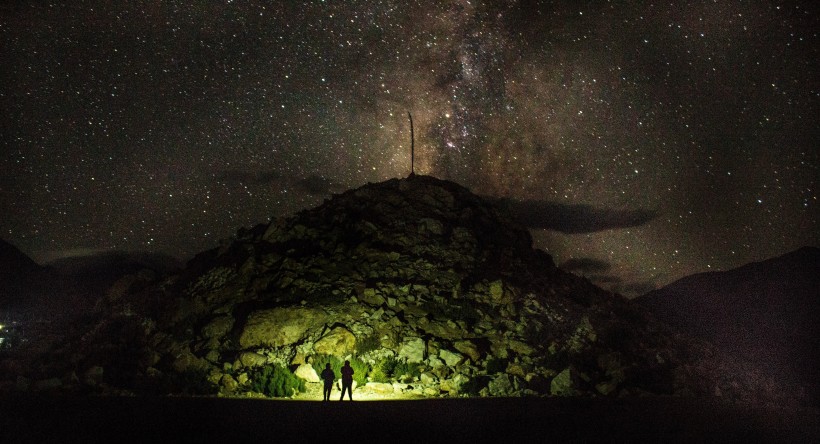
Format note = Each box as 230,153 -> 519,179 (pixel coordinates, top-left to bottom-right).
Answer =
639,247 -> 820,402
0,176 -> 803,404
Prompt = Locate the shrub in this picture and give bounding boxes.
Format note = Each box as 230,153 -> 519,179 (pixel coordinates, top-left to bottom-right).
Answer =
371,356 -> 420,382
311,354 -> 369,386
393,360 -> 421,380
369,365 -> 389,383
348,356 -> 370,386
248,364 -> 305,398
311,354 -> 343,377
356,334 -> 381,354
369,356 -> 395,382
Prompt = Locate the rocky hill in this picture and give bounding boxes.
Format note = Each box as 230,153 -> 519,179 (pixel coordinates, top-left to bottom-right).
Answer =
0,176 -> 803,404
639,247 -> 820,402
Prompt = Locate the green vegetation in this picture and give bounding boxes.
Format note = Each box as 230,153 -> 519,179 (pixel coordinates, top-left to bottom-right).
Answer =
248,364 -> 306,398
393,360 -> 421,380
369,356 -> 397,383
349,356 -> 370,385
356,334 -> 382,354
370,356 -> 421,382
311,354 -> 369,386
311,354 -> 343,377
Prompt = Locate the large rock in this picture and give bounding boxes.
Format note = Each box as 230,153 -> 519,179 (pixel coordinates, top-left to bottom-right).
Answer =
294,363 -> 320,383
440,374 -> 469,395
360,288 -> 386,306
365,382 -> 394,394
420,319 -> 465,340
550,368 -> 578,397
488,373 -> 515,396
398,337 -> 425,363
439,349 -> 464,367
220,374 -> 239,392
171,349 -> 208,372
239,307 -> 326,348
313,326 -> 356,356
239,352 -> 268,369
201,315 -> 235,339
453,340 -> 480,362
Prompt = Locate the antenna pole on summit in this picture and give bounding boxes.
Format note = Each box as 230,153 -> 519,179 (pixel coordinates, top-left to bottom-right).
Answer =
408,112 -> 415,177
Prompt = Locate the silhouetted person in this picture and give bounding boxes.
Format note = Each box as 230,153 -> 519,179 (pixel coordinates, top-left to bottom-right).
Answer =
320,363 -> 335,401
340,360 -> 354,401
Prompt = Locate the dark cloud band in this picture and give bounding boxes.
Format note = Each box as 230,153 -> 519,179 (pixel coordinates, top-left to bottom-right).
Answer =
491,198 -> 657,233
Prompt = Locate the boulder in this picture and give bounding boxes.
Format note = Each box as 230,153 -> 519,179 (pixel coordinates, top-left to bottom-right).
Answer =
489,280 -> 504,301
488,373 -> 515,396
398,337 -> 425,363
205,350 -> 220,363
360,288 -> 385,306
239,352 -> 268,369
420,319 -> 464,340
365,382 -> 394,394
550,368 -> 578,396
508,340 -> 534,356
201,315 -> 234,339
427,356 -> 445,368
313,326 -> 356,356
294,363 -> 320,383
454,340 -> 480,362
239,307 -> 326,348
439,349 -> 464,367
420,372 -> 437,385
171,349 -> 206,372
220,374 -> 239,392
440,374 -> 469,395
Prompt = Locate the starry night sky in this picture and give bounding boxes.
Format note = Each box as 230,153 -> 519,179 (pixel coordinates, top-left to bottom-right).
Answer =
2,1 -> 817,297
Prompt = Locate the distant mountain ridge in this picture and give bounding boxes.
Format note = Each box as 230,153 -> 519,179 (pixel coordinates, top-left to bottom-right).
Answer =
0,240 -> 181,317
0,240 -> 46,312
638,247 -> 820,400
0,240 -> 41,275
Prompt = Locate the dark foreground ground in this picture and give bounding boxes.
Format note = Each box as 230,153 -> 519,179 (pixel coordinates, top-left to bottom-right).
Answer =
0,394 -> 817,443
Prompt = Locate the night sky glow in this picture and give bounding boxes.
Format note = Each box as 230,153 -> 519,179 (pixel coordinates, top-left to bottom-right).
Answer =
2,1 -> 817,297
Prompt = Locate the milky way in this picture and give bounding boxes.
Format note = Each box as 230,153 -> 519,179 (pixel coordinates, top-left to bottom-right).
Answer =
2,1 -> 817,296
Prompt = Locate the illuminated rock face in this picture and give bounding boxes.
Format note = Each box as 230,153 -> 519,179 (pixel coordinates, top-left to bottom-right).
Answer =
239,307 -> 327,349
13,176 -> 798,405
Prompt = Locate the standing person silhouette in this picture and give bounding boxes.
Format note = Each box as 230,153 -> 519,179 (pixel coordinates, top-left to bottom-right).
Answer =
340,360 -> 354,401
320,363 -> 335,401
